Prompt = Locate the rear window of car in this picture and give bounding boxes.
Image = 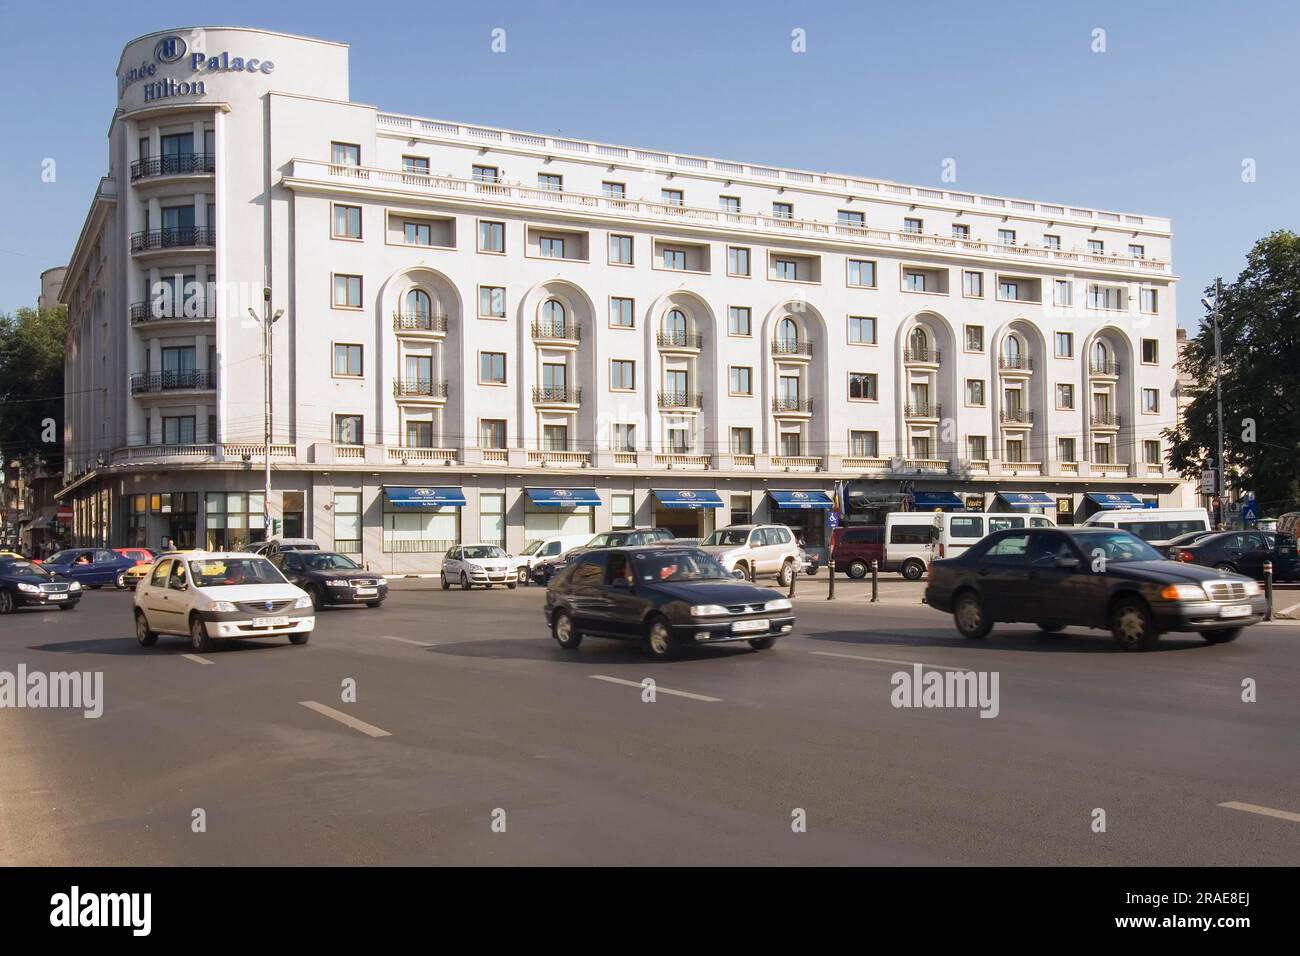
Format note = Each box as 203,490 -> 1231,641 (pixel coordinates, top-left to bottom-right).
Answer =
842,527 -> 883,544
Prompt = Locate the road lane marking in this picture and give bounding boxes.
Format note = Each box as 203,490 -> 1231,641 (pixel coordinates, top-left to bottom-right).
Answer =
588,675 -> 721,702
180,654 -> 213,666
1218,801 -> 1300,824
1278,600 -> 1300,616
810,650 -> 971,672
297,701 -> 392,738
379,635 -> 436,647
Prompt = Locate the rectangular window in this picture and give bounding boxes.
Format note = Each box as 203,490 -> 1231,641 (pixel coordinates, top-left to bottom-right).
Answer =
609,234 -> 633,265
1055,331 -> 1074,357
719,195 -> 741,213
728,246 -> 751,276
729,491 -> 751,526
472,164 -> 499,182
479,352 -> 507,384
848,315 -> 876,345
905,271 -> 927,292
330,142 -> 360,166
1142,338 -> 1159,364
611,423 -> 636,452
479,492 -> 505,546
1058,438 -> 1077,462
1144,440 -> 1161,464
662,248 -> 686,270
1140,288 -> 1159,313
332,204 -> 361,239
610,296 -> 634,328
610,359 -> 635,390
333,274 -> 362,308
334,415 -> 363,445
729,366 -> 752,395
1043,234 -> 1061,249
965,325 -> 984,352
538,173 -> 563,192
903,217 -> 923,234
333,343 -> 362,377
773,258 -> 798,281
403,155 -> 430,175
847,258 -> 876,287
998,279 -> 1019,300
838,210 -> 865,227
967,435 -> 987,461
1087,239 -> 1104,254
1130,244 -> 1146,258
963,270 -> 983,297
333,492 -> 361,553
1054,279 -> 1073,306
479,286 -> 506,318
772,202 -> 794,219
612,492 -> 635,529
848,372 -> 878,401
1093,441 -> 1112,464
1142,388 -> 1160,414
728,306 -> 752,336
404,221 -> 431,246
540,236 -> 566,258
1005,439 -> 1025,463
661,188 -> 684,206
543,424 -> 568,451
1088,285 -> 1122,310
952,223 -> 970,239
998,229 -> 1016,245
730,428 -> 753,455
849,430 -> 879,457
406,421 -> 433,448
480,419 -> 506,448
478,220 -> 505,253
966,379 -> 986,406
602,181 -> 626,198
161,415 -> 196,445
1056,383 -> 1075,408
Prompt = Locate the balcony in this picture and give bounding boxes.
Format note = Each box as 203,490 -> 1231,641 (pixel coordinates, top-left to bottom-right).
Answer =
904,402 -> 942,419
1090,412 -> 1122,429
772,396 -> 813,416
903,347 -> 942,366
531,320 -> 581,345
771,455 -> 821,471
654,453 -> 711,470
130,227 -> 216,254
532,385 -> 582,406
905,458 -> 950,473
130,153 -> 215,181
1093,462 -> 1131,478
772,338 -> 813,360
527,450 -> 590,467
1089,360 -> 1122,376
1001,460 -> 1044,476
386,446 -> 457,464
111,443 -> 296,464
129,370 -> 216,394
130,300 -> 215,326
393,311 -> 448,335
999,408 -> 1035,425
393,379 -> 449,402
656,330 -> 703,352
997,356 -> 1034,373
658,390 -> 703,410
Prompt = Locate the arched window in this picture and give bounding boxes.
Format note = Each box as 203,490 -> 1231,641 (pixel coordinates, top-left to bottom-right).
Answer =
777,317 -> 800,347
542,299 -> 566,333
1002,335 -> 1022,361
406,289 -> 431,319
909,326 -> 928,357
664,308 -> 687,335
1092,340 -> 1108,368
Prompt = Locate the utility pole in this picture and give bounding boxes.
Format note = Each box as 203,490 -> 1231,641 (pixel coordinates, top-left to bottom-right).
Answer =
1201,280 -> 1226,523
249,289 -> 283,540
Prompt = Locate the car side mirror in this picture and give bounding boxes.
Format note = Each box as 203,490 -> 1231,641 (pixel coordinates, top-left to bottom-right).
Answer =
1055,557 -> 1081,570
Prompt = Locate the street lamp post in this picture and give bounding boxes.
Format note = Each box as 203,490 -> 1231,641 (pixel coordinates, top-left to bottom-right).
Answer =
249,291 -> 284,540
1202,280 -> 1226,520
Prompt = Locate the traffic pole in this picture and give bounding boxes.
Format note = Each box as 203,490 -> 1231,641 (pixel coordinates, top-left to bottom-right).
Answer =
871,559 -> 879,603
1263,560 -> 1273,621
827,544 -> 836,601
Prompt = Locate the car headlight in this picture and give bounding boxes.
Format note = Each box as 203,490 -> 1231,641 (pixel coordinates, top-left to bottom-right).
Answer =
1242,580 -> 1262,596
17,582 -> 40,593
765,598 -> 793,612
69,581 -> 81,591
211,601 -> 237,612
294,595 -> 313,609
1159,584 -> 1207,601
326,580 -> 349,587
690,604 -> 730,617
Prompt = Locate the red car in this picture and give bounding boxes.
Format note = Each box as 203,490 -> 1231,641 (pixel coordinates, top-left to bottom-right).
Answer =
114,548 -> 155,565
831,525 -> 886,578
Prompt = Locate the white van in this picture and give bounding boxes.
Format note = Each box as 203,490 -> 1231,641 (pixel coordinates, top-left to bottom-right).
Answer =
513,533 -> 594,584
883,513 -> 939,580
1082,507 -> 1211,547
930,511 -> 1057,561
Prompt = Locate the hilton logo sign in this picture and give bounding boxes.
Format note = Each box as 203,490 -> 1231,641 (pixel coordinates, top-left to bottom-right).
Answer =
119,34 -> 277,101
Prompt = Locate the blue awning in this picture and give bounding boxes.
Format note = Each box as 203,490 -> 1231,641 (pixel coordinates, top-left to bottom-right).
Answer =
652,489 -> 724,509
995,491 -> 1056,508
384,486 -> 466,508
913,492 -> 965,510
525,487 -> 601,507
1086,492 -> 1144,510
769,490 -> 834,510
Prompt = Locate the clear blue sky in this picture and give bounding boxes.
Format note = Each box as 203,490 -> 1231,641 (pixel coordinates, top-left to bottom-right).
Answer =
2,0 -> 1295,327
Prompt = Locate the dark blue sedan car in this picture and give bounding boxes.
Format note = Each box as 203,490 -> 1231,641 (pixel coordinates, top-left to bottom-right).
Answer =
0,558 -> 82,613
40,548 -> 138,589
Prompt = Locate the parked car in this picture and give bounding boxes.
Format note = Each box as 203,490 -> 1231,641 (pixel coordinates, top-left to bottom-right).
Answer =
699,524 -> 801,585
1276,511 -> 1300,539
133,552 -> 314,652
114,547 -> 154,564
441,544 -> 517,590
883,513 -> 938,580
1168,530 -> 1299,582
924,526 -> 1265,651
532,528 -> 675,585
41,548 -> 139,589
269,550 -> 388,608
930,511 -> 1056,561
250,538 -> 320,556
0,550 -> 29,561
513,533 -> 593,585
119,547 -> 200,590
544,545 -> 795,659
1082,507 -> 1212,548
832,525 -> 885,578
1161,529 -> 1220,557
0,558 -> 82,613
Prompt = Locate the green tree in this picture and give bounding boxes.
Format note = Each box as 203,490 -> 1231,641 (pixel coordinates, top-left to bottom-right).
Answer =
1165,230 -> 1300,515
0,305 -> 67,469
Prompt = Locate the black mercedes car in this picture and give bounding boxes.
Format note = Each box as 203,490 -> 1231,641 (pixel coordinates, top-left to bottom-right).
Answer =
924,527 -> 1266,650
0,558 -> 82,613
1167,530 -> 1299,582
268,550 -> 387,609
544,545 -> 795,659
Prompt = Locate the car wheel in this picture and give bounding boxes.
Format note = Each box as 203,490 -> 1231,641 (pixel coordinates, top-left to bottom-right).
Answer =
517,567 -> 529,584
0,589 -> 13,615
288,633 -> 310,645
57,604 -> 73,611
1202,627 -> 1242,644
115,571 -> 127,589
366,601 -> 382,608
645,616 -> 677,660
1213,562 -> 1237,573
777,560 -> 794,587
748,635 -> 777,650
134,610 -> 157,646
307,586 -> 323,611
460,572 -> 471,591
1037,622 -> 1066,633
552,611 -> 582,649
735,561 -> 751,582
189,615 -> 213,653
507,581 -> 517,590
847,560 -> 868,580
953,591 -> 992,640
440,572 -> 450,591
901,560 -> 925,581
88,585 -> 102,590
1110,599 -> 1159,651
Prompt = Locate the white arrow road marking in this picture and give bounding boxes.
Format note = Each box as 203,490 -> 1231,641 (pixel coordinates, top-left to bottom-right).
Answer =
298,701 -> 392,738
810,650 -> 972,671
588,674 -> 721,702
1218,801 -> 1300,824
180,654 -> 213,666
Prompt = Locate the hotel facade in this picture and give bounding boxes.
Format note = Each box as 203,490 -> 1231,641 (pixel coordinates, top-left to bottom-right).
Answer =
60,27 -> 1182,570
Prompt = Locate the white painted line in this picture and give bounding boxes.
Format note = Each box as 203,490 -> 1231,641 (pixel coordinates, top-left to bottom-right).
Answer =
588,674 -> 721,702
810,650 -> 970,672
1277,600 -> 1300,616
1219,801 -> 1300,824
297,700 -> 392,738
379,635 -> 436,647
180,654 -> 213,666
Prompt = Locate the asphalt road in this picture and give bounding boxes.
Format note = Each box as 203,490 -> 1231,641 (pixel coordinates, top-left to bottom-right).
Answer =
2,575 -> 1298,866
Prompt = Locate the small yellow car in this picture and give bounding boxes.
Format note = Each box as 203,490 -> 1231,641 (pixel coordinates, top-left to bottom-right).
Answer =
119,548 -> 199,589
0,550 -> 27,561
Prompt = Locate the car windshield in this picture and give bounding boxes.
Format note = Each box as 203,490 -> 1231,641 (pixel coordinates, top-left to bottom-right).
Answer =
703,529 -> 749,546
1077,531 -> 1165,563
633,550 -> 732,582
520,540 -> 544,556
0,559 -> 51,579
187,558 -> 285,587
302,553 -> 360,571
462,546 -> 506,560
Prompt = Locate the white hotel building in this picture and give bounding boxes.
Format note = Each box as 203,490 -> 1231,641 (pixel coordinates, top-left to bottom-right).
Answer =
60,27 -> 1182,569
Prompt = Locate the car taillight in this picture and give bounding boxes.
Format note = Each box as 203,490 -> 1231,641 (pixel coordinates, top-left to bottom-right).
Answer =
1173,549 -> 1193,562
938,543 -> 946,558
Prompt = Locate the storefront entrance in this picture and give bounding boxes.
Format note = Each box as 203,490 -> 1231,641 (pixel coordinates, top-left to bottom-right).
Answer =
651,489 -> 722,541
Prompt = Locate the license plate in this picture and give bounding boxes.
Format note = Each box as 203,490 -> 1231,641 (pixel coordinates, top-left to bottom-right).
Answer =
732,619 -> 770,633
47,593 -> 67,601
1220,604 -> 1251,618
355,588 -> 377,597
252,616 -> 290,627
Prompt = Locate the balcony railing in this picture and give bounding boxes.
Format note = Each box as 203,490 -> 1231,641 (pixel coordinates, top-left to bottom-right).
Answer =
656,330 -> 703,350
393,311 -> 448,333
1089,360 -> 1122,375
129,228 -> 216,252
130,370 -> 216,394
772,397 -> 813,413
904,402 -> 942,417
998,355 -> 1034,371
772,338 -> 813,357
531,320 -> 580,341
1000,408 -> 1034,424
392,379 -> 449,398
532,385 -> 581,404
129,301 -> 215,323
1091,412 -> 1122,427
130,153 -> 216,180
903,347 -> 942,363
658,391 -> 703,409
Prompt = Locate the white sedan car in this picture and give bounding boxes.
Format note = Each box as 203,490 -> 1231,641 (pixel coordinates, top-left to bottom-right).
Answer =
440,544 -> 517,590
133,552 -> 315,653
